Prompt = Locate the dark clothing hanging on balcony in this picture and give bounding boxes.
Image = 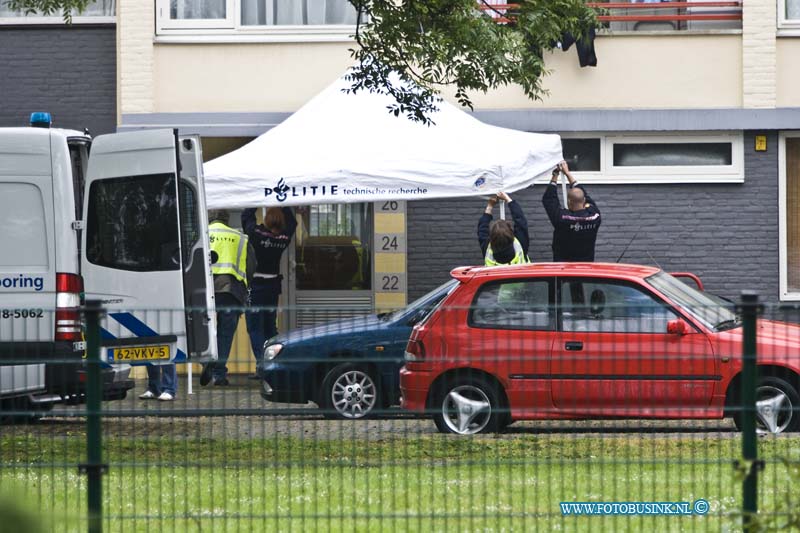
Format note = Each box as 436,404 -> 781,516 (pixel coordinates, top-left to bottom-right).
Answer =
559,28 -> 597,68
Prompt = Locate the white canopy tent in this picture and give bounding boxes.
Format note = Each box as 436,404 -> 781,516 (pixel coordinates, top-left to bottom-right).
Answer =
204,74 -> 563,209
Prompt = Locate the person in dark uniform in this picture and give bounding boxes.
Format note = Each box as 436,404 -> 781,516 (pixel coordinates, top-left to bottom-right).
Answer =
242,206 -> 297,378
478,191 -> 531,266
542,161 -> 601,262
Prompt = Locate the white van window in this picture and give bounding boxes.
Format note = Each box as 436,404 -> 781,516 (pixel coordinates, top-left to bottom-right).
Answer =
86,173 -> 180,272
68,141 -> 89,220
0,183 -> 48,267
179,181 -> 199,264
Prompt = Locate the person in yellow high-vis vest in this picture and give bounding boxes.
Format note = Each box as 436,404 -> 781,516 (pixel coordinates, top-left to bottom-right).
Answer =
200,210 -> 256,386
478,191 -> 531,266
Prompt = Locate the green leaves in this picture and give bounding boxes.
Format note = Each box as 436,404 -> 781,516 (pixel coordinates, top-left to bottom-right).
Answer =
347,0 -> 598,124
3,0 -> 92,22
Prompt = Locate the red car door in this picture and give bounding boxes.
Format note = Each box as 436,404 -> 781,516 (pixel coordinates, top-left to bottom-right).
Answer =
464,277 -> 557,416
550,277 -> 717,418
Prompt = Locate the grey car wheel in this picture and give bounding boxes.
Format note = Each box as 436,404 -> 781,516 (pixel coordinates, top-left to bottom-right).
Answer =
320,363 -> 379,419
733,375 -> 800,434
755,384 -> 795,434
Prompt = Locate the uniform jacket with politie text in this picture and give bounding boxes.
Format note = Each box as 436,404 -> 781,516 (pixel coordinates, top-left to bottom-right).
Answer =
542,183 -> 601,262
241,207 -> 297,276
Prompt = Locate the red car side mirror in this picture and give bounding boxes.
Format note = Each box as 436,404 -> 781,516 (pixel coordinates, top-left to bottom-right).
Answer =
667,319 -> 688,335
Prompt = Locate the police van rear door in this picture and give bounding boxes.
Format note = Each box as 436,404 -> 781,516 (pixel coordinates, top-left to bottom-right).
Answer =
81,129 -> 217,365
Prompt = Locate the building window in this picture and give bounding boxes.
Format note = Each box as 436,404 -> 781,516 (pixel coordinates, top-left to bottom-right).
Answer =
241,0 -> 357,26
780,133 -> 800,300
780,0 -> 800,28
613,142 -> 732,167
562,138 -> 601,172
157,0 -> 359,41
558,133 -> 743,184
172,0 -> 226,20
161,0 -> 232,29
0,0 -> 114,23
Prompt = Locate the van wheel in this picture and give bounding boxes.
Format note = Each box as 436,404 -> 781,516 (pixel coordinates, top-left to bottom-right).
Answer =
733,376 -> 800,434
319,363 -> 380,420
433,376 -> 504,435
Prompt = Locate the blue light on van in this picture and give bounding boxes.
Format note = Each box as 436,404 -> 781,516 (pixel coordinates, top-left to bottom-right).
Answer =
30,112 -> 52,128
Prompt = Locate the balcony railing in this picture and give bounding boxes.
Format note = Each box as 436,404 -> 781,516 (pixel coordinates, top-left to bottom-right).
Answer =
478,1 -> 743,31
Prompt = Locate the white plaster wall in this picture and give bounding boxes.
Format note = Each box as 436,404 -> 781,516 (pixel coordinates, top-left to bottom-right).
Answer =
148,34 -> 743,113
776,38 -> 800,108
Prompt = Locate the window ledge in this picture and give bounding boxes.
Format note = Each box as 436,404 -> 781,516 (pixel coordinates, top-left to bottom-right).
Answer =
778,28 -> 800,37
155,27 -> 356,44
0,16 -> 115,25
152,26 -> 745,44
596,29 -> 742,37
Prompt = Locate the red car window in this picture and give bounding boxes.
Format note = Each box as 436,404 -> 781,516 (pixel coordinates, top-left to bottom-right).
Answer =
469,279 -> 554,331
560,278 -> 678,334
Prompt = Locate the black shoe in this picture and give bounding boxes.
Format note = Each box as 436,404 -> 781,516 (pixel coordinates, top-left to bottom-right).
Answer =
213,377 -> 230,386
199,364 -> 213,386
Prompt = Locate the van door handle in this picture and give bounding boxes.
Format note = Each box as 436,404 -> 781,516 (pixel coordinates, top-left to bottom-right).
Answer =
565,341 -> 583,351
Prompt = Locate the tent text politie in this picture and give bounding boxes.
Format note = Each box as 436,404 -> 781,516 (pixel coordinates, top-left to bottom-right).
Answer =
203,74 -> 564,209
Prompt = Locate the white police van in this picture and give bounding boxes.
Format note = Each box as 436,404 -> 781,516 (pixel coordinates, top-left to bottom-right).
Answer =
0,113 -> 217,411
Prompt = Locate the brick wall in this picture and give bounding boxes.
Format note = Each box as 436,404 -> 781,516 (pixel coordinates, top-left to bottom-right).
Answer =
407,132 -> 779,302
118,0 -> 154,115
742,0 -> 777,108
0,26 -> 116,135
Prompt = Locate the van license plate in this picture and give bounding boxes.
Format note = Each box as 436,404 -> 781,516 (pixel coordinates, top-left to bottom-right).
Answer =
111,345 -> 170,362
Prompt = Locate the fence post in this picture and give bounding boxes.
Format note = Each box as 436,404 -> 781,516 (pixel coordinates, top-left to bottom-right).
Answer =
82,300 -> 106,533
738,290 -> 760,531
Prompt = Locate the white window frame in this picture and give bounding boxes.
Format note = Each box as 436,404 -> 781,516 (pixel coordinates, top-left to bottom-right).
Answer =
555,132 -> 744,185
779,0 -> 800,30
155,0 -> 358,43
779,132 -> 800,300
0,16 -> 115,24
156,0 -> 233,30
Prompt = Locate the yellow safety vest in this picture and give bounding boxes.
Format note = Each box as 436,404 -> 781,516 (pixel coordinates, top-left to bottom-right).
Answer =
209,221 -> 249,286
485,238 -> 530,267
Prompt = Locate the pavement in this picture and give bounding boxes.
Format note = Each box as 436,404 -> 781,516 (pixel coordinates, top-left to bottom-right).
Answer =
14,375 -> 743,441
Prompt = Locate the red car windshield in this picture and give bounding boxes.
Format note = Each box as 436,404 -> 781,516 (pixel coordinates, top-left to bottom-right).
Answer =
646,271 -> 737,330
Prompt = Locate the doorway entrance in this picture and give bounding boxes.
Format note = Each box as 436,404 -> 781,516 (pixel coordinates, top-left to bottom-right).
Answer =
286,203 -> 373,328
780,133 -> 800,300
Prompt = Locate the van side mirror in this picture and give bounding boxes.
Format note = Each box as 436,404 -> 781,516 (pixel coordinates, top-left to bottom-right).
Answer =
667,319 -> 688,335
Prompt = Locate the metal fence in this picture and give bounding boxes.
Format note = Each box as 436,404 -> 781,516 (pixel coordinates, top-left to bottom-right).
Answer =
2,296 -> 799,532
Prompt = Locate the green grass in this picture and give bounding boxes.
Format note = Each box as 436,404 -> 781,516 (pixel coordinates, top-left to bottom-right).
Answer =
2,433 -> 799,532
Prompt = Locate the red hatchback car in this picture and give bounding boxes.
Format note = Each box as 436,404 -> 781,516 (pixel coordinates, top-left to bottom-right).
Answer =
400,263 -> 800,435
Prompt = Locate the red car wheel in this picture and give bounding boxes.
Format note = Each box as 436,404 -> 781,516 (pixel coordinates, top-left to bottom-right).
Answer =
433,376 -> 505,435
